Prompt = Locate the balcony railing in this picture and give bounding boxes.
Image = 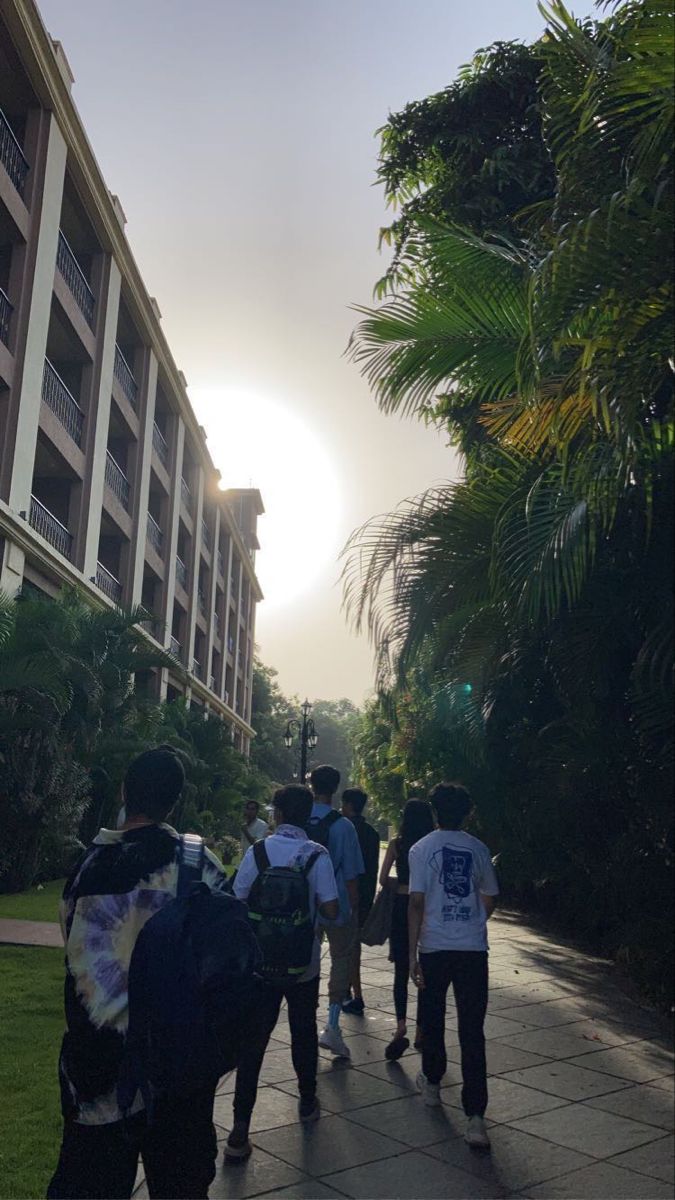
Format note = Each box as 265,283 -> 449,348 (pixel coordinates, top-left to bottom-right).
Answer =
42,358 -> 84,446
217,550 -> 225,577
180,477 -> 191,509
104,451 -> 130,510
170,636 -> 181,658
146,512 -> 163,556
0,287 -> 12,347
201,518 -> 209,548
214,610 -> 222,637
197,589 -> 207,616
29,496 -> 72,559
114,344 -> 138,409
175,554 -> 188,591
96,562 -> 122,604
0,106 -> 29,197
209,674 -> 216,691
228,634 -> 235,654
56,231 -> 95,327
152,421 -> 169,468
192,657 -> 202,679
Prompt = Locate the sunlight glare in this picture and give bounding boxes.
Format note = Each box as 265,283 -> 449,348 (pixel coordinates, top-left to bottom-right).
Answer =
189,387 -> 342,611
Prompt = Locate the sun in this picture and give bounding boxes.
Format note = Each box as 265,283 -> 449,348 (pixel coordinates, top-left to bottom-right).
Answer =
188,387 -> 342,611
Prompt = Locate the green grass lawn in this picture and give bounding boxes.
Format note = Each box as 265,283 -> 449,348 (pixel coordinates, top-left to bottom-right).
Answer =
0,946 -> 64,1199
0,879 -> 64,924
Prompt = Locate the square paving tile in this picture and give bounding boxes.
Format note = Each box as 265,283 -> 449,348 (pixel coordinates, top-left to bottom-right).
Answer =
361,1055 -> 464,1092
342,1093 -> 467,1147
496,1002 -> 585,1029
207,1148 -> 306,1199
322,1148 -> 505,1199
276,1066 -> 406,1112
521,1159 -> 675,1198
510,1103 -> 663,1158
447,1041 -> 549,1076
252,1112 -> 406,1175
648,1075 -> 675,1092
501,1060 -> 631,1101
425,1123 -> 595,1192
608,1133 -> 674,1182
214,1086 -> 304,1135
443,1077 -> 569,1123
319,1033 -> 389,1067
256,1183 -> 347,1199
584,1083 -> 675,1131
446,1013 -> 537,1040
566,1044 -> 674,1083
494,1024 -> 632,1060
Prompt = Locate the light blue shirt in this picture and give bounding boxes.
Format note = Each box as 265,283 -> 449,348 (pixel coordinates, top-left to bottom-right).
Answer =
309,802 -> 365,925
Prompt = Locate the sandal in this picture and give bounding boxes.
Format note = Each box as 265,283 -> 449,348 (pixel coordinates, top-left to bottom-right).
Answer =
385,1035 -> 410,1061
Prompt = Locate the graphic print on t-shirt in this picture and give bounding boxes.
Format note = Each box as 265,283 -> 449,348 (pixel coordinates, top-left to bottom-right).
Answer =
431,846 -> 474,923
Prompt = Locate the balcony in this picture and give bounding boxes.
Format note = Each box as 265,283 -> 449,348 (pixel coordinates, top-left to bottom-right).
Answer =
170,636 -> 181,658
175,554 -> 188,591
42,358 -> 84,446
214,610 -> 222,637
198,589 -> 207,616
209,674 -> 216,691
96,562 -> 122,605
146,512 -> 163,556
227,634 -> 235,654
0,287 -> 12,347
180,477 -> 191,509
29,496 -> 72,559
0,106 -> 29,197
104,451 -> 130,510
56,231 -> 95,327
192,657 -> 202,679
201,518 -> 209,548
152,421 -> 169,469
114,344 -> 138,409
217,549 -> 225,577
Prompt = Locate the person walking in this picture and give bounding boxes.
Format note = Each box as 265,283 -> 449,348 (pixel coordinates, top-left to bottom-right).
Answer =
226,785 -> 338,1162
240,799 -> 269,856
408,782 -> 499,1150
341,788 -> 380,1015
307,764 -> 364,1058
48,748 -> 255,1200
379,798 -> 435,1060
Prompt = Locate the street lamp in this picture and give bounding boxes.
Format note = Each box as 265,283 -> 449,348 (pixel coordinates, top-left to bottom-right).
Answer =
284,699 -> 318,784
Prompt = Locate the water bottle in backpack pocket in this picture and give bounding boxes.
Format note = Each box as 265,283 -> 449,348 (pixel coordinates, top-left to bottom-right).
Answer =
246,840 -> 321,985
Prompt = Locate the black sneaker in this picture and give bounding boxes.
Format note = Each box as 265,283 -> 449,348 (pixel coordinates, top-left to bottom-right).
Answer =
342,997 -> 365,1014
224,1121 -> 252,1164
385,1035 -> 410,1061
299,1096 -> 321,1123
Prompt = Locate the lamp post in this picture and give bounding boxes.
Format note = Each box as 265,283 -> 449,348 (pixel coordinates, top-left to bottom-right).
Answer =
284,699 -> 318,784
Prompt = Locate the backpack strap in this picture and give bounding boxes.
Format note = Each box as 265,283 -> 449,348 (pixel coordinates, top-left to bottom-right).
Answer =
301,849 -> 322,878
177,833 -> 205,898
253,839 -> 271,875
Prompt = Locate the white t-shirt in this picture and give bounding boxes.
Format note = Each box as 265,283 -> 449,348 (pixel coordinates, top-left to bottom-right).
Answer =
408,829 -> 499,952
234,824 -> 338,981
240,816 -> 269,856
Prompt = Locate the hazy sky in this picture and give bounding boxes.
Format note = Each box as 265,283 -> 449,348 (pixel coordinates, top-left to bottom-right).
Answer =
38,0 -> 594,706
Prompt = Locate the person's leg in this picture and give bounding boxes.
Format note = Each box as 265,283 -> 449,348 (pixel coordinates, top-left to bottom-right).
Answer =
141,1083 -> 218,1199
393,952 -> 409,1031
286,976 -> 320,1102
351,938 -> 363,999
325,918 -> 357,1021
451,951 -> 489,1118
48,1115 -> 142,1200
420,951 -> 452,1086
231,983 -> 283,1126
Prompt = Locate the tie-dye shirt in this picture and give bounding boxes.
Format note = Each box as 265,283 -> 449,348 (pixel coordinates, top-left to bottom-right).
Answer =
57,823 -> 228,1125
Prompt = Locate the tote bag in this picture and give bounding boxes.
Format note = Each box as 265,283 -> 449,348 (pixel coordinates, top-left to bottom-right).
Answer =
360,880 -> 396,946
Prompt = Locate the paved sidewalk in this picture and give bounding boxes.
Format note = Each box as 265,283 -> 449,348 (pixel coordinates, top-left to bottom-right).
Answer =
0,917 -> 62,947
134,911 -> 674,1199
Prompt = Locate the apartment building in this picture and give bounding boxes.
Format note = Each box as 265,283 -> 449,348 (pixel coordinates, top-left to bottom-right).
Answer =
0,0 -> 263,752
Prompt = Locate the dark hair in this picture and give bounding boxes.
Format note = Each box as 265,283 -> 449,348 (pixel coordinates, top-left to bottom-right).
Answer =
429,782 -> 472,829
124,748 -> 185,821
310,764 -> 340,797
245,799 -> 260,812
399,798 -> 435,856
273,784 -> 313,828
342,787 -> 368,815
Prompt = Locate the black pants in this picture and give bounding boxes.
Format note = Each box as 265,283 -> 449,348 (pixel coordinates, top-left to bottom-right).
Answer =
390,893 -> 422,1026
420,950 -> 488,1117
47,1085 -> 218,1200
233,975 -> 319,1124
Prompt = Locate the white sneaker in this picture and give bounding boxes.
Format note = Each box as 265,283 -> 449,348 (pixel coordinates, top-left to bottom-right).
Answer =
415,1070 -> 441,1107
319,1025 -> 351,1058
464,1115 -> 491,1150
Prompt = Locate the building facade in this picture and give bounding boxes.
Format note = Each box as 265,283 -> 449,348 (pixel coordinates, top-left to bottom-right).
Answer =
0,0 -> 263,752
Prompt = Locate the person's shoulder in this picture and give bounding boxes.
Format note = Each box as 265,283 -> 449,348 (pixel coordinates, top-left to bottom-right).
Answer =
462,831 -> 492,855
304,838 -> 330,860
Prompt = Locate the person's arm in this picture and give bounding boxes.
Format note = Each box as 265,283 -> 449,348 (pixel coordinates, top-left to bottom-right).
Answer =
241,823 -> 257,847
313,851 -> 339,922
408,891 -> 426,989
319,898 -> 339,920
482,894 -> 497,919
341,819 -> 365,917
479,847 -> 499,919
232,847 -> 256,901
379,840 -> 396,888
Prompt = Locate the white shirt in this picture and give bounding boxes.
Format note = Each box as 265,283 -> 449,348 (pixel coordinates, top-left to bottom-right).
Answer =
234,824 -> 338,981
240,815 -> 269,856
408,829 -> 499,952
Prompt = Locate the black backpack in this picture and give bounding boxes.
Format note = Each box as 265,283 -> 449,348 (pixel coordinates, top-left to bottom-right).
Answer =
247,840 -> 321,985
305,808 -> 341,848
118,834 -> 260,1116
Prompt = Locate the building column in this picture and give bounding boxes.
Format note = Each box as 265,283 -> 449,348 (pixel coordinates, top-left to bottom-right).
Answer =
186,464 -> 205,671
129,348 -> 158,608
205,506 -> 220,695
79,257 -> 122,581
161,416 -> 184,645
